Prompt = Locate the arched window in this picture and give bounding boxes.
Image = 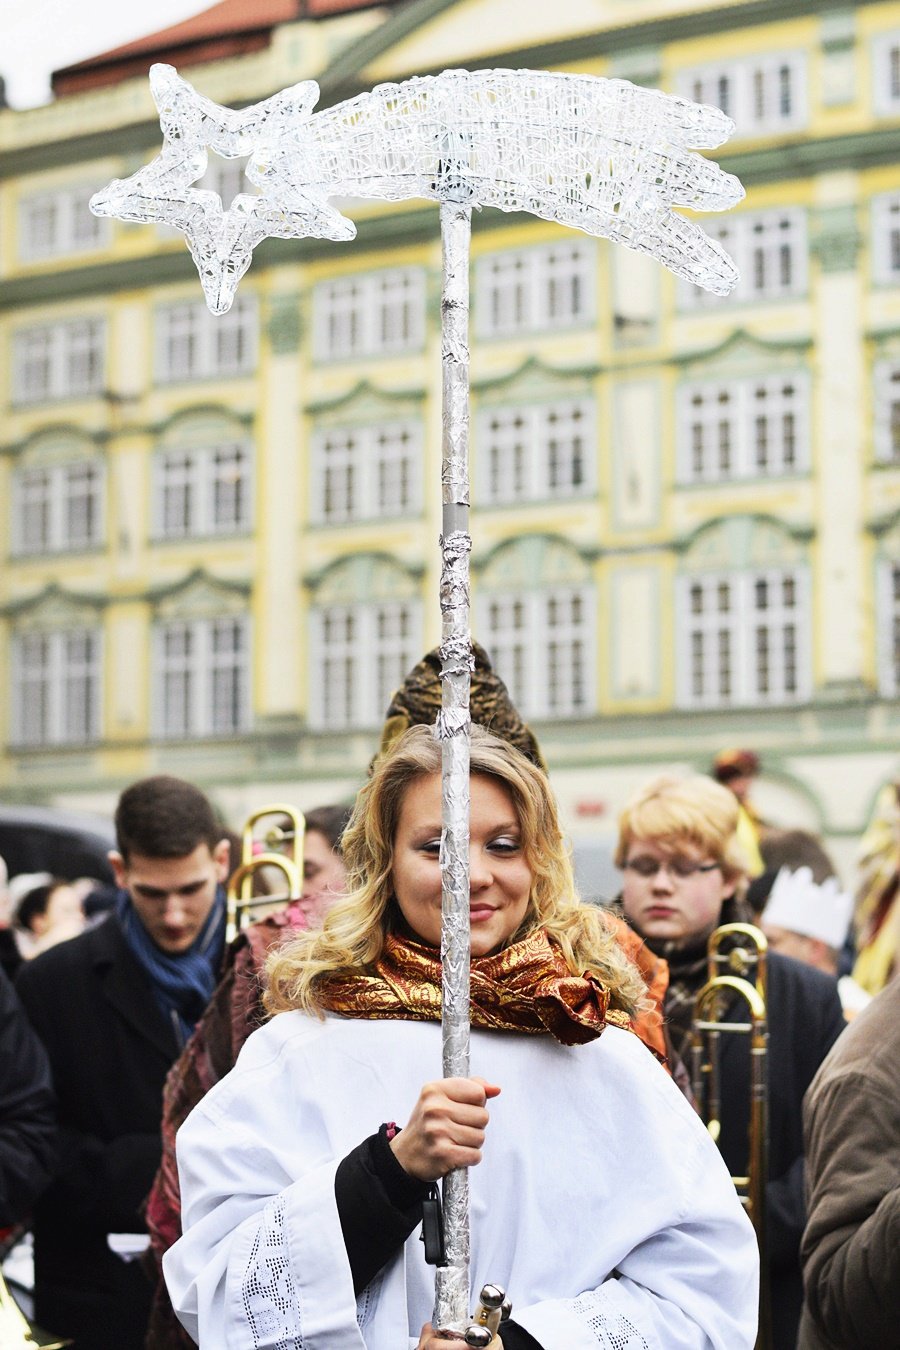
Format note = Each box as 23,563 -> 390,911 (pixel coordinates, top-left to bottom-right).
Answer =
677,517 -> 811,707
308,556 -> 422,730
476,536 -> 594,719
11,431 -> 105,556
151,573 -> 251,739
8,591 -> 103,747
152,410 -> 253,540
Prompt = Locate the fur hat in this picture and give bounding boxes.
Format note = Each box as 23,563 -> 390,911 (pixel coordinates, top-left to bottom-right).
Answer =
376,643 -> 546,770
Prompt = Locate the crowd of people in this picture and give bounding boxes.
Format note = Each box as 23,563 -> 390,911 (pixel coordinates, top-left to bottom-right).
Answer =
0,650 -> 897,1350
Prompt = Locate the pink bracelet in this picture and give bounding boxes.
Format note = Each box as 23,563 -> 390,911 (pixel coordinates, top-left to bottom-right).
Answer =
384,1121 -> 400,1141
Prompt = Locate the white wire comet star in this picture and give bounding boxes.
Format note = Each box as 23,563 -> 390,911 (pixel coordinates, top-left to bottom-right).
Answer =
91,61 -> 745,1341
91,63 -> 744,313
90,65 -> 355,313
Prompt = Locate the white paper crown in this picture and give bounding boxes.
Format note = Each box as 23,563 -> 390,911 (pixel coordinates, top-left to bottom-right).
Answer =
763,866 -> 853,949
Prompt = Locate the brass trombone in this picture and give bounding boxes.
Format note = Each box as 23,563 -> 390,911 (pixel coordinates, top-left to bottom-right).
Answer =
0,1265 -> 68,1349
225,804 -> 305,942
690,922 -> 770,1350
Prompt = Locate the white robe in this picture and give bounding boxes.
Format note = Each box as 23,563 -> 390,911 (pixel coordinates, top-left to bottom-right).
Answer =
165,1013 -> 759,1350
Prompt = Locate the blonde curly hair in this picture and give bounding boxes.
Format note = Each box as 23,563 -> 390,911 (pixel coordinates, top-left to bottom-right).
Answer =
266,724 -> 647,1017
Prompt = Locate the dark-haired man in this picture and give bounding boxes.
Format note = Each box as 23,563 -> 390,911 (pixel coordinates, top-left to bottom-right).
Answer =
16,776 -> 229,1350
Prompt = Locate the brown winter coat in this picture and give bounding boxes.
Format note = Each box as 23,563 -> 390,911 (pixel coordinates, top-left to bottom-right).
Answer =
800,976 -> 900,1348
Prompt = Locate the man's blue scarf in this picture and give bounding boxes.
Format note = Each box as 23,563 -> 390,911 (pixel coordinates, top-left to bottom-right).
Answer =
116,887 -> 226,1045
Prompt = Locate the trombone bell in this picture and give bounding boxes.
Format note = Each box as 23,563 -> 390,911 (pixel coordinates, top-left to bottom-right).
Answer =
226,804 -> 306,942
0,1267 -> 69,1349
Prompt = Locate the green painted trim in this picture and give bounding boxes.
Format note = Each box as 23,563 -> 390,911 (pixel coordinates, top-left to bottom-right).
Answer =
471,353 -> 602,394
4,0 -> 890,179
304,378 -> 426,414
302,550 -> 426,591
0,421 -> 104,458
149,403 -> 256,436
143,566 -> 252,605
0,117 -> 163,179
867,506 -> 900,537
471,530 -> 597,575
670,326 -> 813,366
0,205 -> 445,313
6,111 -> 900,314
0,580 -> 109,618
720,126 -> 900,185
673,510 -> 816,554
318,0 -> 458,93
865,325 -> 900,342
316,0 -> 878,101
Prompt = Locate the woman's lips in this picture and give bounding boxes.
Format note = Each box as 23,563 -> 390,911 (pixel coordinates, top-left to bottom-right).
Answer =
469,906 -> 496,922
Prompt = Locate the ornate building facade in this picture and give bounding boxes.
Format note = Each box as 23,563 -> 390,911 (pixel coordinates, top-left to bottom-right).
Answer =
2,0 -> 900,881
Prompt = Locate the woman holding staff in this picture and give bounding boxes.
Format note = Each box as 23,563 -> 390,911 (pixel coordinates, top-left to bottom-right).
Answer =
165,725 -> 758,1349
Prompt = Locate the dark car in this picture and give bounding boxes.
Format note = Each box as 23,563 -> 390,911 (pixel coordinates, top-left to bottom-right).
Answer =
0,805 -> 115,884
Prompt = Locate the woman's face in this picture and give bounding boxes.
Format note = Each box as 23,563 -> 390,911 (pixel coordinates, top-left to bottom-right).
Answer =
390,771 -> 532,957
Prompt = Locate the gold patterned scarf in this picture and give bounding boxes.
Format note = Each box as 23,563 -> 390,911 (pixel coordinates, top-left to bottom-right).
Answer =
317,927 -> 631,1046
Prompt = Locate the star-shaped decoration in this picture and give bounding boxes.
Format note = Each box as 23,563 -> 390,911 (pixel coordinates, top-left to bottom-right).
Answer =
90,64 -> 355,314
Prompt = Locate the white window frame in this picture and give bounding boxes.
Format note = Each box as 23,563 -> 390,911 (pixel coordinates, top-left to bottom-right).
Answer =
154,615 -> 250,739
477,398 -> 595,505
677,568 -> 810,708
12,319 -> 105,404
155,296 -> 258,382
19,185 -> 108,262
475,242 -> 595,338
311,420 -> 423,524
677,374 -> 809,484
310,600 -> 421,729
679,52 -> 808,137
479,585 -> 594,719
681,209 -> 807,307
873,32 -> 900,115
12,458 -> 105,555
877,559 -> 900,695
874,360 -> 900,463
312,270 -> 426,361
872,192 -> 900,284
11,626 -> 102,746
153,441 -> 253,539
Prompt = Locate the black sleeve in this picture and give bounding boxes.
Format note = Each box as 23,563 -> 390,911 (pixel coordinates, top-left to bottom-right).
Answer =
0,966 -> 58,1226
335,1125 -> 431,1294
500,1321 -> 545,1349
334,1131 -> 547,1349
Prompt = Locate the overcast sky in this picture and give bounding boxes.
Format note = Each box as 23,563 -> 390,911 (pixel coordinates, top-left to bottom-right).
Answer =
3,0 -> 210,108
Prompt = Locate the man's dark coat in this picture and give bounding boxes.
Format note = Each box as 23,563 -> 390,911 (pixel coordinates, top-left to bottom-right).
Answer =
0,964 -> 56,1225
16,914 -> 181,1350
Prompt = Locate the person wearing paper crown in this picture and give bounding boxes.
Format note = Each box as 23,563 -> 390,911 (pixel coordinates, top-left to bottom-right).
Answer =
761,867 -> 871,1020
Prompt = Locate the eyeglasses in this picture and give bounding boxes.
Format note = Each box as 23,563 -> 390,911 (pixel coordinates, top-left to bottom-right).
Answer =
623,856 -> 721,880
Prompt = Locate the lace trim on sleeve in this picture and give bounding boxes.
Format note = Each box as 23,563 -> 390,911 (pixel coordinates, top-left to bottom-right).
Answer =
241,1194 -> 305,1350
572,1289 -> 650,1350
355,1272 -> 381,1331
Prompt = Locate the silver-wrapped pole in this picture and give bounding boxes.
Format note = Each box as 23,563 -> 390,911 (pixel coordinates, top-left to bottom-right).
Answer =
433,197 -> 474,1334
